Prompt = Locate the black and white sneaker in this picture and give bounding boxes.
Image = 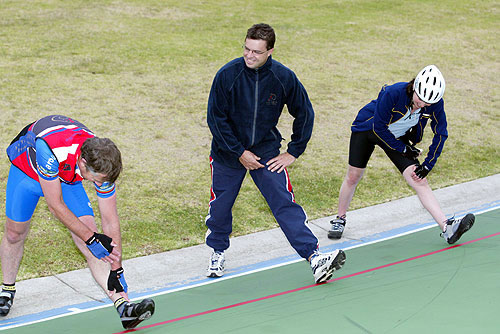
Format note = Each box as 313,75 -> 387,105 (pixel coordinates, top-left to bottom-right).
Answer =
310,250 -> 346,284
328,216 -> 346,239
441,213 -> 475,244
0,290 -> 14,316
119,299 -> 155,329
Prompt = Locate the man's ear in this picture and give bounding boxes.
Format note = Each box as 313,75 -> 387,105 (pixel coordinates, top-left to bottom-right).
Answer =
77,156 -> 86,167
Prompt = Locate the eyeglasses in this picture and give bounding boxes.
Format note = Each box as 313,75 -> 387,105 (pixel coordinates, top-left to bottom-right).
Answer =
242,45 -> 268,55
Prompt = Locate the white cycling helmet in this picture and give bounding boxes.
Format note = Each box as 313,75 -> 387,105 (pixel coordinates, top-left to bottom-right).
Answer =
413,65 -> 445,104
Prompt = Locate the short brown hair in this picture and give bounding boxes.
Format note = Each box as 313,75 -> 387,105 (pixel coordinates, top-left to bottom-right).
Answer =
81,137 -> 122,183
246,23 -> 275,50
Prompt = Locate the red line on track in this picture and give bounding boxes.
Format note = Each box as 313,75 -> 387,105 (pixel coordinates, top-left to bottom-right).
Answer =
114,232 -> 500,333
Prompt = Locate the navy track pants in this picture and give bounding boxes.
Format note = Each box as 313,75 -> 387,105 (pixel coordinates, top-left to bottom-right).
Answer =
205,157 -> 318,259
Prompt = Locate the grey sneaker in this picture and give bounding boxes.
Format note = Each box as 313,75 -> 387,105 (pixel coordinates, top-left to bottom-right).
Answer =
328,216 -> 346,239
441,213 -> 475,244
206,250 -> 225,277
310,249 -> 346,284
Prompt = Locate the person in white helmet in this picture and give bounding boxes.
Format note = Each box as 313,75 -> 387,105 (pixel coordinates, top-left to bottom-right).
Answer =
328,65 -> 475,244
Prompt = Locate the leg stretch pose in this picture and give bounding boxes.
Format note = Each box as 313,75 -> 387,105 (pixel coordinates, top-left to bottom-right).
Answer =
0,115 -> 154,329
205,23 -> 346,283
329,65 -> 474,243
206,158 -> 345,283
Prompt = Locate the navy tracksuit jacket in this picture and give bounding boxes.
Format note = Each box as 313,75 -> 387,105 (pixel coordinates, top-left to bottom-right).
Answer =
205,56 -> 318,259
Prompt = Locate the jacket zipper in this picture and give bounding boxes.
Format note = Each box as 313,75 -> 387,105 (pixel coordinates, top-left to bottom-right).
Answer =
251,70 -> 259,146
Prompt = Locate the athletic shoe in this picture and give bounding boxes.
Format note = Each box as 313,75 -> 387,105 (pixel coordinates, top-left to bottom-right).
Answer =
310,249 -> 346,284
441,213 -> 475,244
0,291 -> 14,317
119,299 -> 155,329
206,250 -> 225,278
328,216 -> 346,239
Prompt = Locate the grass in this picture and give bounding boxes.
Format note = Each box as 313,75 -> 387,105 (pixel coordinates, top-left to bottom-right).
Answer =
0,0 -> 498,280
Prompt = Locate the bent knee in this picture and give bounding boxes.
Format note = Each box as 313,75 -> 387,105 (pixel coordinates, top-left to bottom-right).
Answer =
4,227 -> 28,244
345,169 -> 364,185
409,177 -> 429,189
3,219 -> 31,244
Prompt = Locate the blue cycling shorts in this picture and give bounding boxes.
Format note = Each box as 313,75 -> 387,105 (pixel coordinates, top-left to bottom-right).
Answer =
6,165 -> 94,222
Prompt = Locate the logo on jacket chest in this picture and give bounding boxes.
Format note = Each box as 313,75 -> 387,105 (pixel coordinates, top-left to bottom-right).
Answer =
63,164 -> 72,171
266,93 -> 278,106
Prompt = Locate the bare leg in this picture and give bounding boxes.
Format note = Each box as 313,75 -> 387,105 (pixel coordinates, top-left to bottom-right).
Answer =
0,218 -> 31,284
70,215 -> 122,302
403,165 -> 447,230
337,165 -> 365,217
72,216 -> 156,329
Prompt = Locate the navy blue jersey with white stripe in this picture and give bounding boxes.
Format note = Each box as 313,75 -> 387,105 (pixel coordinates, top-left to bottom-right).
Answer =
351,82 -> 448,170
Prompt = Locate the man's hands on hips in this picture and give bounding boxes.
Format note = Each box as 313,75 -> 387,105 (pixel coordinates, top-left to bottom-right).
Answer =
239,151 -> 296,173
239,150 -> 265,170
266,152 -> 296,173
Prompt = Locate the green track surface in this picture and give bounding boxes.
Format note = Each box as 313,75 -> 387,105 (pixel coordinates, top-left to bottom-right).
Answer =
7,209 -> 499,333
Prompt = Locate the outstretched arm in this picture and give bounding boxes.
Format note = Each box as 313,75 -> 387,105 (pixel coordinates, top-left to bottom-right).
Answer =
98,193 -> 123,270
98,193 -> 129,300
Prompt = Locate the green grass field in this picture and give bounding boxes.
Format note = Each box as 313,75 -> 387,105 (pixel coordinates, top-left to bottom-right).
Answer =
0,0 -> 498,280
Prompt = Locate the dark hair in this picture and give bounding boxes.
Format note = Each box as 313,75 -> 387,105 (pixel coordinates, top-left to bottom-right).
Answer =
246,23 -> 275,50
81,137 -> 122,183
406,78 -> 415,98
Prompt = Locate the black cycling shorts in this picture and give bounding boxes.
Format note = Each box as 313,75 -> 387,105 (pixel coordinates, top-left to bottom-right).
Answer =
348,131 -> 418,173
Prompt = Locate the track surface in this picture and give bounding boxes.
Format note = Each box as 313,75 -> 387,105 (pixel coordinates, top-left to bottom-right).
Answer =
4,208 -> 499,333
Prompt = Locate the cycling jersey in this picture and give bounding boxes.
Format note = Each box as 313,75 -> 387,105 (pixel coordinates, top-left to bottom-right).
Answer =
6,115 -> 115,198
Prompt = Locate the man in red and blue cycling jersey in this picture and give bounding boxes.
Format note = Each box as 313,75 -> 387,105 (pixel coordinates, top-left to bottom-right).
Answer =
0,115 -> 154,329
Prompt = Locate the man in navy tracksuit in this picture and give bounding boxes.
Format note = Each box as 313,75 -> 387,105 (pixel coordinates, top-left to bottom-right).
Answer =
205,23 -> 345,284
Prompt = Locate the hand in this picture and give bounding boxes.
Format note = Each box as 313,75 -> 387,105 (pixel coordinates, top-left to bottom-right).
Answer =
107,267 -> 129,299
402,145 -> 421,159
239,150 -> 265,170
414,164 -> 430,179
85,232 -> 119,263
266,152 -> 296,173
